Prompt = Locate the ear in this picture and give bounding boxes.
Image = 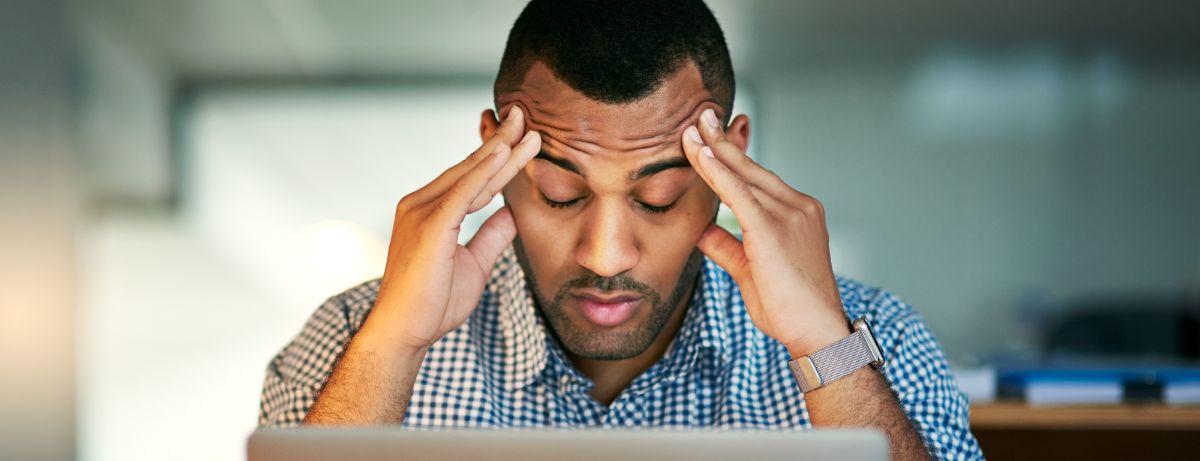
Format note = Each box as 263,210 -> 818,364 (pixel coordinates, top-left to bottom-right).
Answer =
479,108 -> 501,143
725,114 -> 751,152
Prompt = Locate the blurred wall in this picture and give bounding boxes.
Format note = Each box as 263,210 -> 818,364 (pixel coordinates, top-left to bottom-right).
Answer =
0,0 -> 77,460
75,0 -> 173,208
751,51 -> 1200,361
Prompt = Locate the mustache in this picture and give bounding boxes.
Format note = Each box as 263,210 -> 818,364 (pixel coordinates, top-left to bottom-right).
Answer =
554,271 -> 660,303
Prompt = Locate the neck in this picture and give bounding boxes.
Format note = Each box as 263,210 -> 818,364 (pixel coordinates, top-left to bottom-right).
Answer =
566,281 -> 696,406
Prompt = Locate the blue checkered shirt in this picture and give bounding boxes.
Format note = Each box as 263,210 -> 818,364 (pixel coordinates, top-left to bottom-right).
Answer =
260,245 -> 983,460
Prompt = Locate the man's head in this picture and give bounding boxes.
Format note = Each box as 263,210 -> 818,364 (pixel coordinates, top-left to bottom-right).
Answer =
481,0 -> 751,361
493,0 -> 736,117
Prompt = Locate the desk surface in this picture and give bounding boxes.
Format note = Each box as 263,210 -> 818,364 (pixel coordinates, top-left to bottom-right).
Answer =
970,402 -> 1200,429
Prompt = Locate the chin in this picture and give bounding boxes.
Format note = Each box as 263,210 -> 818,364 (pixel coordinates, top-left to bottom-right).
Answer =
551,317 -> 659,361
561,338 -> 651,361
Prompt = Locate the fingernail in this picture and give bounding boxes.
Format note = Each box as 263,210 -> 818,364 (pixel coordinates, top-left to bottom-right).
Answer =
685,126 -> 703,144
700,146 -> 715,158
702,109 -> 720,129
520,130 -> 537,144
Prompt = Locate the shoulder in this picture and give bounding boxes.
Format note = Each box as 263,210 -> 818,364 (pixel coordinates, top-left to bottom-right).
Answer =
709,266 -> 927,347
835,276 -> 918,326
830,278 -> 981,458
273,279 -> 383,381
321,277 -> 483,356
324,278 -> 383,331
833,276 -> 939,357
714,270 -> 942,370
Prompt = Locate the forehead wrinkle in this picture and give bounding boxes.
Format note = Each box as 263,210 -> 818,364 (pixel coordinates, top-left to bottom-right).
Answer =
521,106 -> 611,158
618,98 -> 709,143
532,117 -> 577,138
532,100 -> 708,154
538,130 -> 599,162
612,102 -> 714,155
505,95 -> 578,135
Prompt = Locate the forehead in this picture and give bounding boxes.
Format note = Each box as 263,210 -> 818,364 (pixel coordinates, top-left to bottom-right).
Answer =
496,61 -> 723,159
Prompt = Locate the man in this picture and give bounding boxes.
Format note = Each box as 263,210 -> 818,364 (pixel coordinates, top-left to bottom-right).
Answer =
259,1 -> 983,459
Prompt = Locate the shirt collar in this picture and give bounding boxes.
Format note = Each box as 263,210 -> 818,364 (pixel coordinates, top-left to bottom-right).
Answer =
475,245 -> 734,391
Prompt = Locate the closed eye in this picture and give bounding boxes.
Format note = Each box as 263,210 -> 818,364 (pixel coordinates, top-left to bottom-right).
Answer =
638,201 -> 677,214
541,193 -> 677,214
542,194 -> 582,209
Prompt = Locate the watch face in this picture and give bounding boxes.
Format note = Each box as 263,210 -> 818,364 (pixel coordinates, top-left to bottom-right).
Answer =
853,317 -> 886,368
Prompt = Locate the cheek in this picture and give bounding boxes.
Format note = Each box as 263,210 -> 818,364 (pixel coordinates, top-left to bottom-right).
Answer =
663,185 -> 720,239
504,174 -> 563,238
638,192 -> 717,285
503,175 -> 575,289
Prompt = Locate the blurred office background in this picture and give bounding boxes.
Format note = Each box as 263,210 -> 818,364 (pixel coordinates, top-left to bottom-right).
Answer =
2,0 -> 1198,460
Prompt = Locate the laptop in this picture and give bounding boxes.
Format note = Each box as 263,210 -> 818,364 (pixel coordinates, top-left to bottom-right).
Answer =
247,427 -> 888,461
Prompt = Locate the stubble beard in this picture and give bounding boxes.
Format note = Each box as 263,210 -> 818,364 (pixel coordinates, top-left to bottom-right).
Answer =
512,236 -> 705,360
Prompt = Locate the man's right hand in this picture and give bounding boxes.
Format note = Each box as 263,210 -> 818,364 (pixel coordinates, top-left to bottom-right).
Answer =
362,106 -> 541,353
304,107 -> 539,425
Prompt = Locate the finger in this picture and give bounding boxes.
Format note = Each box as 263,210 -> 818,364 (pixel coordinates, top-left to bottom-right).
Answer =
695,109 -> 797,203
411,107 -> 527,204
695,223 -> 749,282
431,143 -> 510,225
681,124 -> 763,225
467,129 -> 541,213
465,206 -> 517,273
464,106 -> 526,167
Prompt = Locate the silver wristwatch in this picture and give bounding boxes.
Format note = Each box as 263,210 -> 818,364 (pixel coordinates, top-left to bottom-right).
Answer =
787,317 -> 886,393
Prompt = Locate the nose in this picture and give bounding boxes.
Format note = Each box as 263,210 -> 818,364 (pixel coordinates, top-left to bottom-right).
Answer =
574,198 -> 640,278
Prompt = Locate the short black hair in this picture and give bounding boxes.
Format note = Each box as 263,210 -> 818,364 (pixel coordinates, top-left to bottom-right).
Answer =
494,0 -> 735,115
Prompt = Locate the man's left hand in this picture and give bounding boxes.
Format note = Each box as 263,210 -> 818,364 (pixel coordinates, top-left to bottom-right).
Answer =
681,108 -> 850,357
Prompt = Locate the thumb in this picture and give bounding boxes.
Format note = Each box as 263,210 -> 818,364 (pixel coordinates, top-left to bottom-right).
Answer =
466,206 -> 518,271
696,223 -> 748,281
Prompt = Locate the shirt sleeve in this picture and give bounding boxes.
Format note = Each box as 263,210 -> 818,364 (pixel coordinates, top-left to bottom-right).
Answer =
258,293 -> 359,428
863,288 -> 985,460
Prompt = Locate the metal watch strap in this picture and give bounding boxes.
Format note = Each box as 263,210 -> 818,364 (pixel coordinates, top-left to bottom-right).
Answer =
788,328 -> 876,393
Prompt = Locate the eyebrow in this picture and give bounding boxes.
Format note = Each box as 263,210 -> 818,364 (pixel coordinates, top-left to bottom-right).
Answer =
534,151 -> 693,182
632,156 -> 692,180
535,152 -> 582,175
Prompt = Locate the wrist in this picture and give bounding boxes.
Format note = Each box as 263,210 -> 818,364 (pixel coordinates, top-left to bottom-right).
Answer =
355,311 -> 434,359
783,317 -> 852,358
786,316 -> 887,394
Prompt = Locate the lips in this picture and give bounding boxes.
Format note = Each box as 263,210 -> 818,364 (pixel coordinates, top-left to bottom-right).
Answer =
573,291 -> 642,328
